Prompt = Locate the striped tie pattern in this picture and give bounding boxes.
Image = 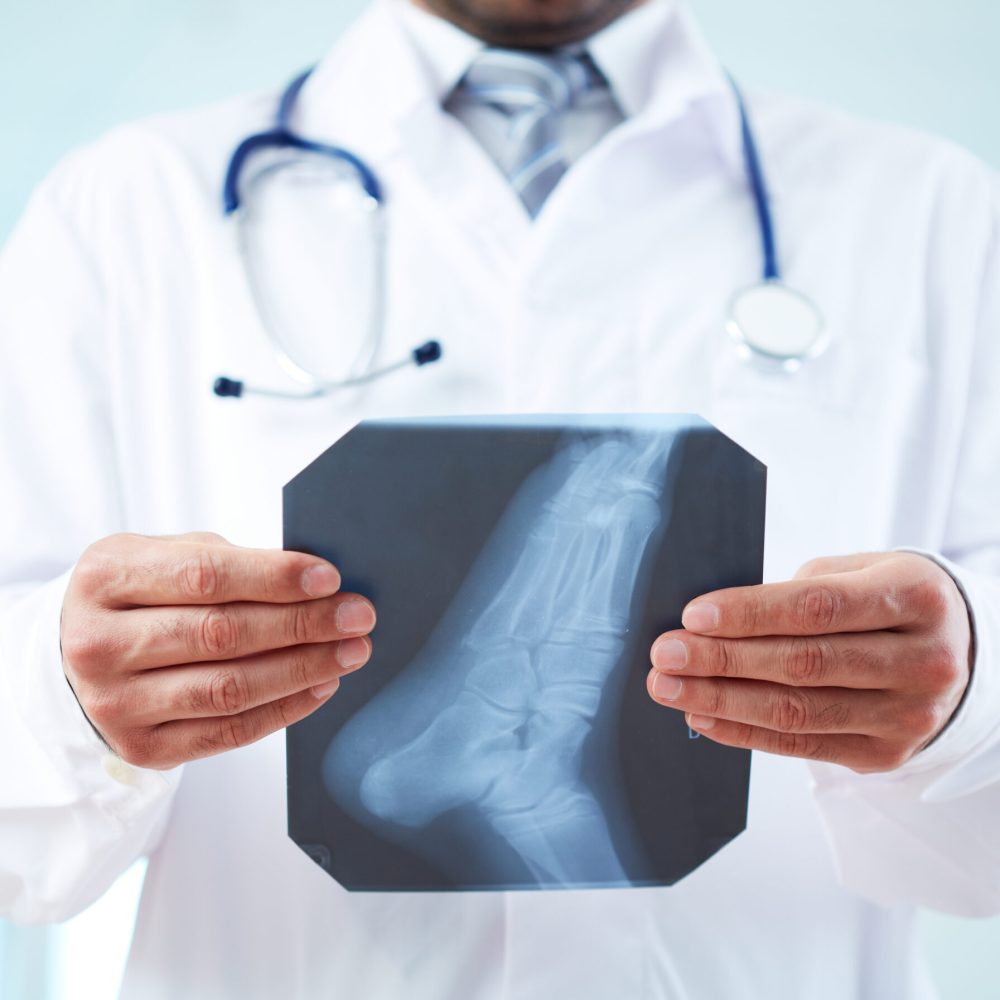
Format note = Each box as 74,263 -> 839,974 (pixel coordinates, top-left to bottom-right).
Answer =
450,49 -> 608,217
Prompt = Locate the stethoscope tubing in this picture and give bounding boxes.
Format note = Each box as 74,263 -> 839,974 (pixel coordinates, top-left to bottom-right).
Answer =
215,62 -> 823,399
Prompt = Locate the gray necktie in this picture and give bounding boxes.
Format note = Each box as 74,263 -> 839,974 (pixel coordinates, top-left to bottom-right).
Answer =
451,49 -> 609,217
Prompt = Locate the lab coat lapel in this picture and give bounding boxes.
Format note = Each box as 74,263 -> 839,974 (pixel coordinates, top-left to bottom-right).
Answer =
294,1 -> 531,268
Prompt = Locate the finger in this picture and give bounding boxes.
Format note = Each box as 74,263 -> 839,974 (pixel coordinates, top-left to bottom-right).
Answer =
81,535 -> 342,607
793,552 -> 885,580
129,686 -> 338,769
650,630 -> 925,690
681,715 -> 905,772
680,560 -> 922,638
132,637 -> 372,724
647,673 -> 890,736
116,592 -> 376,670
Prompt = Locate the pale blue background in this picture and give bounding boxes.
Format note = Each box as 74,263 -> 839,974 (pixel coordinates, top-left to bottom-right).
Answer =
1,0 -> 999,997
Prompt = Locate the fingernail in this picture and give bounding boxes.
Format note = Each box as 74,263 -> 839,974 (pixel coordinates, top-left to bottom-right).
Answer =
652,637 -> 688,671
682,602 -> 720,633
337,636 -> 370,670
688,714 -> 716,731
302,564 -> 341,597
337,599 -> 376,633
652,674 -> 683,701
311,678 -> 340,700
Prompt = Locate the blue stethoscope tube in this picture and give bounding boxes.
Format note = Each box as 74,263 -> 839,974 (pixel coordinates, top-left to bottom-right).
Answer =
222,70 -> 384,213
214,66 -> 823,399
728,74 -> 778,283
216,67 -> 440,400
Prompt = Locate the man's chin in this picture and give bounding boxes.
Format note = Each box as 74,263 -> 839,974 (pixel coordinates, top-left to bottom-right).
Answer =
413,0 -> 644,48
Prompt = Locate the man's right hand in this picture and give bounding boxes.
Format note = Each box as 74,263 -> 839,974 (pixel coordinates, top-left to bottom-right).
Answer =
59,532 -> 376,770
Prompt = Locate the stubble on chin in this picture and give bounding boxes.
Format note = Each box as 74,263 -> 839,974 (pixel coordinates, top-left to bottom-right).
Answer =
408,0 -> 646,48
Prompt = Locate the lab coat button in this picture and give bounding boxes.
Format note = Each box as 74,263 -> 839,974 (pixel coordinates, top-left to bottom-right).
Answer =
102,753 -> 139,786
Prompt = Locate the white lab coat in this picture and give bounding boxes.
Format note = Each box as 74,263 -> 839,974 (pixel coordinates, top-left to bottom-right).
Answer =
1,0 -> 999,997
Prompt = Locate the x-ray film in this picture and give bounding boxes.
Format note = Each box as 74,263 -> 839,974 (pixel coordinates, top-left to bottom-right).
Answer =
284,414 -> 766,891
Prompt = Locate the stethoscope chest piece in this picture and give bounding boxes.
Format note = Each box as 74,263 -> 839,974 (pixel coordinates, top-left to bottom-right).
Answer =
727,280 -> 827,373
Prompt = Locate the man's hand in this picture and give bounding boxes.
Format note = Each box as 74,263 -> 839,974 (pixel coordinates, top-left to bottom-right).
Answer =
61,532 -> 376,770
647,552 -> 972,773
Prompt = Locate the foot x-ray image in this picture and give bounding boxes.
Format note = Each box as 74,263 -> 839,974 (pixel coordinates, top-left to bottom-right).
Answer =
284,415 -> 766,892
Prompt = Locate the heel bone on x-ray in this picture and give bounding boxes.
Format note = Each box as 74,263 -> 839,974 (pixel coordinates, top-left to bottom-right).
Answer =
284,414 -> 766,891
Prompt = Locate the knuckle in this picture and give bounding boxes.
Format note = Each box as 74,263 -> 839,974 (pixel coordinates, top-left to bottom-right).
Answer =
196,607 -> 241,658
712,640 -> 737,678
730,722 -> 756,749
61,624 -> 120,677
84,686 -> 128,733
774,688 -> 812,732
920,639 -> 966,691
116,728 -> 158,768
73,533 -> 147,599
203,668 -> 250,716
874,585 -> 906,623
785,637 -> 832,685
704,682 -> 728,718
272,696 -> 299,730
73,547 -> 113,594
219,716 -> 251,751
60,629 -> 97,671
288,646 -> 324,690
289,602 -> 316,645
739,596 -> 763,636
197,717 -> 253,757
906,574 -> 952,622
178,550 -> 222,601
898,700 -> 945,740
794,584 -> 844,633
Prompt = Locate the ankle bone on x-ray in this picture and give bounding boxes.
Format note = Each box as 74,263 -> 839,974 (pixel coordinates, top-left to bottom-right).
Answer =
324,431 -> 675,885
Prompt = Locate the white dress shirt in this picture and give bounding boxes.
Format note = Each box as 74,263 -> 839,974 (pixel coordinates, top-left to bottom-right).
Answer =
1,1 -> 999,997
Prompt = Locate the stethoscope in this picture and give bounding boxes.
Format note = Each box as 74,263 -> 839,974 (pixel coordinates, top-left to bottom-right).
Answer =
213,67 -> 825,401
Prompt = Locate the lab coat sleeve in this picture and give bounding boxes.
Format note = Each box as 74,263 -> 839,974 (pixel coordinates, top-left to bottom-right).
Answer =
809,159 -> 1000,917
0,163 -> 182,924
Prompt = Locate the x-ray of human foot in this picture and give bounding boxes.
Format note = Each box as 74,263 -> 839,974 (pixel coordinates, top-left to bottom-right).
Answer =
330,433 -> 669,886
284,415 -> 765,892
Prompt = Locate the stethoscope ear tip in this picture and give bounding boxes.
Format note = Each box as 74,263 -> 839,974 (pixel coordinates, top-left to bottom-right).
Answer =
214,376 -> 246,398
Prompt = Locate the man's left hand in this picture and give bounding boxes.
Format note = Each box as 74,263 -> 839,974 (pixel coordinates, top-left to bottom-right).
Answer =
647,552 -> 972,773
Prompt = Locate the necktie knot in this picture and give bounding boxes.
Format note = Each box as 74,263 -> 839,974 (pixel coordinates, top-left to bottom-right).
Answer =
458,48 -> 604,116
449,49 -> 610,217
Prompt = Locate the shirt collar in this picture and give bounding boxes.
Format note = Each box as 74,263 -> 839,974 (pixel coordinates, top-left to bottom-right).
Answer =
392,0 -> 486,102
588,1 -> 743,175
390,0 -> 741,169
297,0 -> 742,173
587,1 -> 728,120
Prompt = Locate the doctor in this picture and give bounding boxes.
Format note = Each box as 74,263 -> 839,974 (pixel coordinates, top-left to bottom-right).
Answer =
1,0 -> 999,997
